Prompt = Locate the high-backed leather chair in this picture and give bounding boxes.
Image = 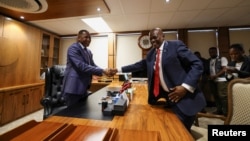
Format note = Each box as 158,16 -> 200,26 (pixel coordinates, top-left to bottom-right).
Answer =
40,65 -> 66,119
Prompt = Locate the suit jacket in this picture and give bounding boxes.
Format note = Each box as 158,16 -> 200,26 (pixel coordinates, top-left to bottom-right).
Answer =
226,56 -> 250,81
122,40 -> 206,116
62,42 -> 103,96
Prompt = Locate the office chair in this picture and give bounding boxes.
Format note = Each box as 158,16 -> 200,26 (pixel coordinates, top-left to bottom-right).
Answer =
40,65 -> 66,119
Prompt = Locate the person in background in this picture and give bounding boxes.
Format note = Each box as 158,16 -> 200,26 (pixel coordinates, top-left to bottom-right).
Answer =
62,29 -> 114,107
206,47 -> 228,115
248,49 -> 250,59
111,28 -> 206,131
194,51 -> 208,88
194,51 -> 208,113
225,43 -> 250,81
218,43 -> 250,116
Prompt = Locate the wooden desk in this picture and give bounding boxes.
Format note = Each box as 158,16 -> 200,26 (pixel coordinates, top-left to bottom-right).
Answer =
45,82 -> 194,141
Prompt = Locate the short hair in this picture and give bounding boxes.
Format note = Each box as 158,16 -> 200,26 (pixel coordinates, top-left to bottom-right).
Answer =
230,43 -> 244,53
194,51 -> 201,55
78,29 -> 89,35
209,47 -> 217,51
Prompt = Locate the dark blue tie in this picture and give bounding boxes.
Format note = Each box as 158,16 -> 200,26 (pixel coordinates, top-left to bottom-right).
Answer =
84,47 -> 90,64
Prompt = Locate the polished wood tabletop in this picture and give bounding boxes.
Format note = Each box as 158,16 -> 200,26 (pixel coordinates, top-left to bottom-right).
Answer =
45,81 -> 195,141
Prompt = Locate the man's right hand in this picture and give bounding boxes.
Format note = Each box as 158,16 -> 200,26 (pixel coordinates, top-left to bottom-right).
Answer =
103,68 -> 118,77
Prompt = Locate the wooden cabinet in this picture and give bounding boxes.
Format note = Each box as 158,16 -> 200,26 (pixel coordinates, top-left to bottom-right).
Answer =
1,89 -> 26,124
25,86 -> 44,114
40,33 -> 60,75
40,34 -> 50,75
0,83 -> 44,126
52,37 -> 60,65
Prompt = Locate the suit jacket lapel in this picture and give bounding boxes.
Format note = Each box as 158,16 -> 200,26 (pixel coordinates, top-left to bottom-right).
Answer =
161,41 -> 169,62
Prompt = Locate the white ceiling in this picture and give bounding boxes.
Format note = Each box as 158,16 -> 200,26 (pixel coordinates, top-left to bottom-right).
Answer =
29,0 -> 250,35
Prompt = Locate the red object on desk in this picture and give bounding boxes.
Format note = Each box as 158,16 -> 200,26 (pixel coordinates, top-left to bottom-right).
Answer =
119,81 -> 132,94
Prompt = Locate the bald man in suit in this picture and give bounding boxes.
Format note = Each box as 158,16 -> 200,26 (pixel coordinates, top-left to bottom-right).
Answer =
113,28 -> 206,131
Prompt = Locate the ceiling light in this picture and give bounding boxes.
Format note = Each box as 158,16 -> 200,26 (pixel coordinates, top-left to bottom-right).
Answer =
81,17 -> 112,33
166,0 -> 170,3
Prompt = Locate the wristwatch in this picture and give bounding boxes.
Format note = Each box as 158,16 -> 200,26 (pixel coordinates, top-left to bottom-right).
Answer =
138,35 -> 152,50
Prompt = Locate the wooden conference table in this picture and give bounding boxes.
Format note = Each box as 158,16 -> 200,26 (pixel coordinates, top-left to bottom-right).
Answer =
1,81 -> 194,141
47,81 -> 194,141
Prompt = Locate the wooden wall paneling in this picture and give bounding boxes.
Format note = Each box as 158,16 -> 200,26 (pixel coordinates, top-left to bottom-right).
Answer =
0,17 -> 41,88
108,56 -> 114,69
218,27 -> 230,59
24,26 -> 42,83
0,15 -> 3,37
0,92 -> 3,124
178,29 -> 188,46
108,33 -> 115,68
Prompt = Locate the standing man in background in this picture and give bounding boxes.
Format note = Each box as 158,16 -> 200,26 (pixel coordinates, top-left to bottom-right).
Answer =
112,28 -> 206,131
62,29 -> 113,107
206,47 -> 228,115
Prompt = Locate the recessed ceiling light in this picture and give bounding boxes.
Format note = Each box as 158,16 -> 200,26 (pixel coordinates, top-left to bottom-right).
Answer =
81,17 -> 112,33
20,16 -> 25,19
5,17 -> 12,20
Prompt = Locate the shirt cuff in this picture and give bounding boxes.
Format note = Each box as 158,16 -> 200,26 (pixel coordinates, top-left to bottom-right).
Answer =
181,83 -> 195,93
118,69 -> 122,73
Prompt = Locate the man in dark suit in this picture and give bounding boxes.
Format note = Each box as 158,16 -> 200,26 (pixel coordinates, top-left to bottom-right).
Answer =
114,28 -> 206,131
62,29 -> 112,107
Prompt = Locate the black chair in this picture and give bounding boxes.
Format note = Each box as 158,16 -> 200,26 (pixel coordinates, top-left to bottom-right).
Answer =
40,65 -> 66,119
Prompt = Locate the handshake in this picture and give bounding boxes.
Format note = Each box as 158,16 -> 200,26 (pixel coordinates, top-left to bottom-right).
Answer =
103,68 -> 118,77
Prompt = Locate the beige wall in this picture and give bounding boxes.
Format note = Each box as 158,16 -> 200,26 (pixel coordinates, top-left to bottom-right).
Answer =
188,30 -> 217,59
59,29 -> 250,69
229,29 -> 250,56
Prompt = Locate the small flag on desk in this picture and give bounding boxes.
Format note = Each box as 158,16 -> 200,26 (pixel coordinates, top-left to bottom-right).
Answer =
119,80 -> 132,94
